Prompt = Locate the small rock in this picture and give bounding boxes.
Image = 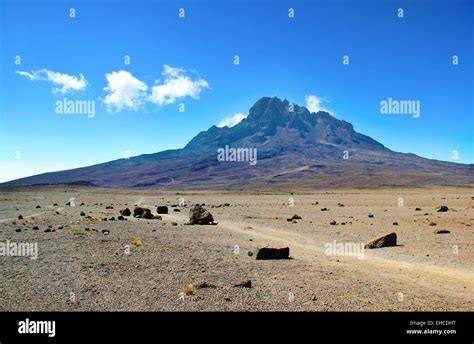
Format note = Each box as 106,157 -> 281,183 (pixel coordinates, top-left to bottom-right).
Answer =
32,226 -> 39,230
18,215 -> 24,220
321,208 -> 329,211
233,280 -> 252,288
287,214 -> 302,221
392,222 -> 398,225
118,215 -> 126,221
80,211 -> 86,216
36,205 -> 41,208
195,281 -> 217,289
434,229 -> 450,234
436,205 -> 449,212
330,220 -> 337,225
368,214 -> 374,218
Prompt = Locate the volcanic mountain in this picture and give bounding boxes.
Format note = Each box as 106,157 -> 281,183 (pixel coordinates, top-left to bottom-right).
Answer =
6,97 -> 473,189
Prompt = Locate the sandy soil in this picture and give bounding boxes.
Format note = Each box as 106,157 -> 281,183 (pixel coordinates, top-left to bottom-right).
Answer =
0,186 -> 472,311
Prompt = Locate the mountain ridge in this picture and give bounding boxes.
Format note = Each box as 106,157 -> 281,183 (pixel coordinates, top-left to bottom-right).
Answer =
4,96 -> 473,189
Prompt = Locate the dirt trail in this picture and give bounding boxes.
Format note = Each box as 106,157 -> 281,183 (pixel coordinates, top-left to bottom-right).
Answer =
161,211 -> 474,301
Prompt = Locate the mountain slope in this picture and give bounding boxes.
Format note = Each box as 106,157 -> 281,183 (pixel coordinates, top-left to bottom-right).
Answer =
5,97 -> 473,189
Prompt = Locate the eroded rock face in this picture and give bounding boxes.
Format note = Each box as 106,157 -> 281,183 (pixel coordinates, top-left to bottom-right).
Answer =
365,232 -> 397,249
188,205 -> 215,225
254,246 -> 290,260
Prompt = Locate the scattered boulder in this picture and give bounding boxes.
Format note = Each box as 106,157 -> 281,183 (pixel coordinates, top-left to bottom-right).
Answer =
287,214 -> 302,221
415,207 -> 422,211
233,280 -> 252,288
142,209 -> 154,219
173,208 -> 181,212
106,206 -> 114,209
188,205 -> 216,225
133,207 -> 144,217
321,208 -> 329,211
32,226 -> 39,230
120,208 -> 131,216
117,215 -> 126,221
109,217 -> 116,221
36,205 -> 41,208
429,222 -> 436,226
102,230 -> 110,235
80,211 -> 86,216
157,206 -> 169,214
365,232 -> 397,249
368,214 -> 374,218
434,229 -> 450,234
392,222 -> 398,225
18,215 -> 23,220
330,220 -> 337,225
15,228 -> 21,232
436,205 -> 449,212
154,215 -> 162,220
171,222 -> 178,226
337,203 -> 345,207
254,246 -> 290,260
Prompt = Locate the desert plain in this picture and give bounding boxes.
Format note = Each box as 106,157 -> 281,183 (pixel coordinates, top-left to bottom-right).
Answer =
0,185 -> 472,311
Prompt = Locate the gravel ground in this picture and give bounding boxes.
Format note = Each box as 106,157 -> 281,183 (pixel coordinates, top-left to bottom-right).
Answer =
0,186 -> 472,311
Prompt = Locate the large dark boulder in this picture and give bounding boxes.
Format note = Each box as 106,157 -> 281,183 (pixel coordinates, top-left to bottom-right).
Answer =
133,207 -> 144,217
365,232 -> 397,249
188,205 -> 215,225
120,208 -> 131,216
157,206 -> 169,214
142,208 -> 154,219
254,246 -> 290,260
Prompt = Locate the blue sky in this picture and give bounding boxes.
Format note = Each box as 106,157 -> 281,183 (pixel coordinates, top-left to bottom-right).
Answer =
1,0 -> 473,182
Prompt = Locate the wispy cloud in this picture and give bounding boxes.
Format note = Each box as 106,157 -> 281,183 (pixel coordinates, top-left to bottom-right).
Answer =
148,65 -> 209,106
16,68 -> 87,93
305,94 -> 332,114
217,113 -> 247,128
103,71 -> 148,112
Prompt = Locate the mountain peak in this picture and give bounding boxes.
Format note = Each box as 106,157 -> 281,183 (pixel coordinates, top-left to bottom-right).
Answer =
185,96 -> 386,152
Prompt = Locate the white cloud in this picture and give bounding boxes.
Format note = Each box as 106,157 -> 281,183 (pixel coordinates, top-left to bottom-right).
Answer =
217,113 -> 247,128
16,68 -> 87,93
103,71 -> 148,112
305,94 -> 332,114
148,65 -> 209,106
